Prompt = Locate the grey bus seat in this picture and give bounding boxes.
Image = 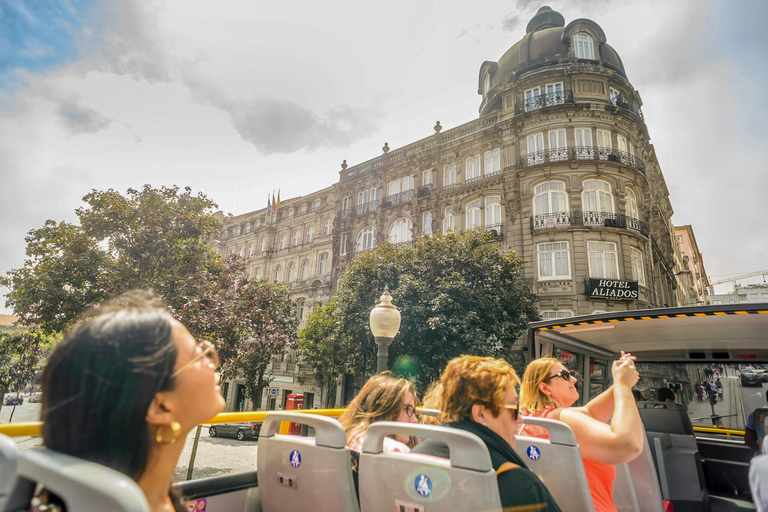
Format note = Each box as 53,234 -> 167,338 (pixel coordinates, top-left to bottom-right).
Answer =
257,412 -> 358,512
613,424 -> 664,512
0,434 -> 18,510
3,446 -> 148,512
514,416 -> 594,512
359,422 -> 501,512
649,434 -> 709,512
637,402 -> 694,436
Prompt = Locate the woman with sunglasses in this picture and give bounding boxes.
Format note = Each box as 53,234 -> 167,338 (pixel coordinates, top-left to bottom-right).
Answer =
518,353 -> 644,512
412,355 -> 561,512
339,372 -> 419,454
40,290 -> 225,512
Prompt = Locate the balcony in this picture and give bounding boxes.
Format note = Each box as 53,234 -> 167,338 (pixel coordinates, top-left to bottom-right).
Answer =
515,91 -> 574,115
417,184 -> 434,197
610,95 -> 644,119
530,211 -> 649,237
351,200 -> 379,217
463,224 -> 503,238
382,189 -> 415,208
519,146 -> 645,174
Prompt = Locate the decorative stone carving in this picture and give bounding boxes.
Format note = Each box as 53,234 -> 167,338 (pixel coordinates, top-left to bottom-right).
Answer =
382,143 -> 390,153
341,160 -> 348,170
434,121 -> 442,133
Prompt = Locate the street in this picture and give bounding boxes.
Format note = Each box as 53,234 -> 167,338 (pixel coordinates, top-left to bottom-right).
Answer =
686,374 -> 765,432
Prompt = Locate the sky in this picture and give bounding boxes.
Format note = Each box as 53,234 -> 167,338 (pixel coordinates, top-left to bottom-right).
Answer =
1,0 -> 767,313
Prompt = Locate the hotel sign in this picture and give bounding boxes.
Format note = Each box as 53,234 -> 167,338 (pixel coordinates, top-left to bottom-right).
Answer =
586,278 -> 639,301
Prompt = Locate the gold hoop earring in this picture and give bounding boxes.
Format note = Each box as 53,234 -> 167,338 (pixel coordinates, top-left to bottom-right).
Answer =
155,421 -> 182,444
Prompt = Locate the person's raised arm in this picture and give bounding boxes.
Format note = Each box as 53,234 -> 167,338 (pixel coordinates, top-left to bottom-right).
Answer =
559,357 -> 644,465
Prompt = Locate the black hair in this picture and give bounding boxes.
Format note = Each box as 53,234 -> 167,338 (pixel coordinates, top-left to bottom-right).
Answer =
41,290 -> 185,511
656,386 -> 676,402
632,389 -> 643,402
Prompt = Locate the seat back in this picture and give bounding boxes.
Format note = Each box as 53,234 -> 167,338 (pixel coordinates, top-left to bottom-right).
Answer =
637,402 -> 694,436
650,433 -> 709,510
0,434 -> 18,510
359,422 -> 501,512
513,417 -> 594,512
257,412 -> 359,512
613,424 -> 664,512
4,447 -> 148,512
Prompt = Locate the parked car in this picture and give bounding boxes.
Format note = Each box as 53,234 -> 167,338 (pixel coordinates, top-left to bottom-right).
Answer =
208,422 -> 261,441
740,369 -> 762,387
28,392 -> 43,403
2,394 -> 23,406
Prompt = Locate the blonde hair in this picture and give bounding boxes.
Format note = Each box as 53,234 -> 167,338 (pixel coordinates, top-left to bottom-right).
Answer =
419,381 -> 443,426
438,355 -> 520,424
338,373 -> 417,446
519,357 -> 561,412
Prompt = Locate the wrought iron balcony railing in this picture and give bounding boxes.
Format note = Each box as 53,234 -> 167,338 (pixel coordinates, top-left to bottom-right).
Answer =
519,146 -> 645,173
515,90 -> 574,114
352,200 -> 379,217
417,184 -> 434,198
610,95 -> 644,119
530,211 -> 649,237
382,189 -> 415,208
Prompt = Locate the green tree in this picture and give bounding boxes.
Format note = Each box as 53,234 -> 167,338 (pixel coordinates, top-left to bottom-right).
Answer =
2,185 -> 221,333
298,301 -> 353,407
0,330 -> 46,415
329,230 -> 539,387
178,256 -> 298,409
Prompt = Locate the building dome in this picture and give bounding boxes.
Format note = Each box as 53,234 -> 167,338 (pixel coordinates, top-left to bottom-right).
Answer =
479,6 -> 626,104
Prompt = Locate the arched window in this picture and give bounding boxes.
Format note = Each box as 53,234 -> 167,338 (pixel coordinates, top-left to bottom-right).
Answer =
388,218 -> 412,244
443,206 -> 455,234
422,211 -> 433,236
575,128 -> 592,148
533,182 -> 568,227
549,130 -> 567,161
287,262 -> 296,282
466,200 -> 482,230
293,230 -> 301,246
574,33 -> 595,60
625,189 -> 639,219
300,259 -> 310,280
318,253 -> 328,276
485,197 -> 501,228
274,265 -> 282,282
356,226 -> 377,252
306,226 -> 315,243
582,180 -> 614,220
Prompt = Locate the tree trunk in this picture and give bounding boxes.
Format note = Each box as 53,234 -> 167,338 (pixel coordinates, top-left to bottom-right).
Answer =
254,370 -> 265,409
0,384 -> 6,416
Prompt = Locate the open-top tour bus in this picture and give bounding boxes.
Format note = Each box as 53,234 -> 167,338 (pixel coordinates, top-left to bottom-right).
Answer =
1,303 -> 766,512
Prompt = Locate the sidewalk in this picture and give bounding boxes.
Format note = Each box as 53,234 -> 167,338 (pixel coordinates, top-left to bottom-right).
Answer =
686,376 -> 743,430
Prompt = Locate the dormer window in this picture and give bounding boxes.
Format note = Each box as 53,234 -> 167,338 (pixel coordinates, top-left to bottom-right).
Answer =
483,73 -> 491,95
574,33 -> 595,60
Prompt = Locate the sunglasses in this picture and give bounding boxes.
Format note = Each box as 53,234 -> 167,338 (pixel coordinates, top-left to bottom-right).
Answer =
403,404 -> 416,418
503,404 -> 519,421
544,369 -> 574,382
171,340 -> 220,378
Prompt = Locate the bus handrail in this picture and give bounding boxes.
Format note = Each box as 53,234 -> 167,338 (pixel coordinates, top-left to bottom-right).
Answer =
692,426 -> 745,438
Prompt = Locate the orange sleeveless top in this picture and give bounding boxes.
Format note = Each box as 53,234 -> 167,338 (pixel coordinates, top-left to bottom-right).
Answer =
518,407 -> 617,512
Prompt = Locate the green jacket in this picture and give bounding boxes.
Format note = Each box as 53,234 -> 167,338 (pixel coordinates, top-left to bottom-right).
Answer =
412,419 -> 562,512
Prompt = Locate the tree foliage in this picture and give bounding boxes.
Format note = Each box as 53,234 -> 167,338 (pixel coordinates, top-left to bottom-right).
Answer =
298,301 -> 353,407
2,185 -> 221,333
318,230 -> 539,387
0,330 -> 46,412
178,256 -> 298,409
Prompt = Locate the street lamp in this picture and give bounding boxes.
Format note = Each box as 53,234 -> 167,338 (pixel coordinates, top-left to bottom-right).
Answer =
369,286 -> 401,373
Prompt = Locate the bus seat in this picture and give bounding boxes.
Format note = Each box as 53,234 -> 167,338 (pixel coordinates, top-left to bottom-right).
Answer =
0,434 -> 18,510
613,424 -> 664,512
650,433 -> 710,512
257,412 -> 359,512
359,422 -> 501,512
3,446 -> 148,512
513,416 -> 595,512
174,471 -> 261,512
637,402 -> 695,436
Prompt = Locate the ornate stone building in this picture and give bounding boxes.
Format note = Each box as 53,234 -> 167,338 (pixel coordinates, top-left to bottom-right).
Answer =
213,7 -> 687,408
210,187 -> 336,410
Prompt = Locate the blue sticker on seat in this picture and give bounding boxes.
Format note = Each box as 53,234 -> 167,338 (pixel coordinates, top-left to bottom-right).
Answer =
415,474 -> 432,497
527,445 -> 541,460
289,449 -> 302,468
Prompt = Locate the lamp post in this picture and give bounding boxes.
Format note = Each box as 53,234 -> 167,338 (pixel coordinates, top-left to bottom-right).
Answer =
369,286 -> 401,374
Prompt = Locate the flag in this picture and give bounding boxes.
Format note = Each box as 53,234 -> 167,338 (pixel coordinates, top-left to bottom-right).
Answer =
276,190 -> 281,209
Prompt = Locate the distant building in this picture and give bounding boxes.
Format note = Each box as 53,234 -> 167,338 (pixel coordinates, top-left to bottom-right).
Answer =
674,225 -> 709,305
708,284 -> 768,306
0,314 -> 25,333
212,6 -> 687,408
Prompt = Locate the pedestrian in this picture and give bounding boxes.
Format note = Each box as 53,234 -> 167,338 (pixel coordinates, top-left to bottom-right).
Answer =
715,378 -> 724,400
695,383 -> 704,402
709,382 -> 718,400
